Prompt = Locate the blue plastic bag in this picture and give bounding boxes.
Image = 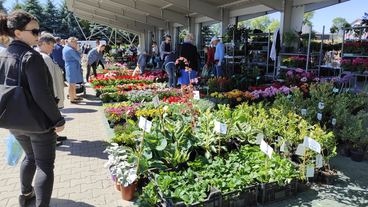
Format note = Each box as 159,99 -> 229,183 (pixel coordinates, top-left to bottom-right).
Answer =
5,134 -> 23,166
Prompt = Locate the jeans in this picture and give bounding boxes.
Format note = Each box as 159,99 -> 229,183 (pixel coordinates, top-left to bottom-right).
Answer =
165,65 -> 176,87
10,129 -> 57,207
86,63 -> 97,82
214,63 -> 224,77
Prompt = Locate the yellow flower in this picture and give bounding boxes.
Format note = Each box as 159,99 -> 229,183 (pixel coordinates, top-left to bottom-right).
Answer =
236,97 -> 242,102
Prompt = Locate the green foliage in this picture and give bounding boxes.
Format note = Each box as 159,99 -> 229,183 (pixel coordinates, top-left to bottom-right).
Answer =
42,0 -> 59,33
23,0 -> 45,30
303,12 -> 314,27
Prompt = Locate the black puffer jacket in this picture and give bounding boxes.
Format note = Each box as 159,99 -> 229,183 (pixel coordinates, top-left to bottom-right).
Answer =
0,40 -> 65,129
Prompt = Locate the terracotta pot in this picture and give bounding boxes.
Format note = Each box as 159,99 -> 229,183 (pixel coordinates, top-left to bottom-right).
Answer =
121,182 -> 137,201
115,181 -> 121,192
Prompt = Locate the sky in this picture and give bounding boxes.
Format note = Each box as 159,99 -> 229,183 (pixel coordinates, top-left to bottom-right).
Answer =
3,0 -> 367,33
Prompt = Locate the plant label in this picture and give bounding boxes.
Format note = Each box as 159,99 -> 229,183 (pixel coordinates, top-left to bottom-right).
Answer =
260,140 -> 273,159
276,136 -> 282,143
295,144 -> 306,156
214,121 -> 227,134
139,116 -> 152,133
333,88 -> 339,93
332,118 -> 337,126
316,154 -> 323,168
317,113 -> 322,121
193,91 -> 200,100
280,142 -> 288,153
318,102 -> 325,110
256,133 -> 264,145
152,95 -> 160,107
303,136 -> 321,154
306,165 -> 315,178
301,109 -> 307,116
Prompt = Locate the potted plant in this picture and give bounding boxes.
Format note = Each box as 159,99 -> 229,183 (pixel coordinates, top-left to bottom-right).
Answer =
104,144 -> 138,200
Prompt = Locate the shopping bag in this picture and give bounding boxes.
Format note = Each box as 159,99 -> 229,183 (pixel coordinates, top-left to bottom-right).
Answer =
5,134 -> 23,166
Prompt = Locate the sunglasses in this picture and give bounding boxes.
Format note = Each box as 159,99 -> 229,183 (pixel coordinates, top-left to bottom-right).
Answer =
23,29 -> 41,36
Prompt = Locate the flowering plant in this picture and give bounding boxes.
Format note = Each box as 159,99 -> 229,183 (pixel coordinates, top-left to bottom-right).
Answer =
175,57 -> 189,69
285,68 -> 316,86
282,56 -> 307,68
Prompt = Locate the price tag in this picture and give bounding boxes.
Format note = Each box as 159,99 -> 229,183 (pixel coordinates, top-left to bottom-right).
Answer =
152,95 -> 160,107
139,116 -> 152,133
332,118 -> 337,126
280,142 -> 288,153
276,136 -> 282,143
256,133 -> 264,145
193,91 -> 200,100
306,165 -> 315,178
295,144 -> 306,156
333,88 -> 339,93
317,113 -> 322,121
318,102 -> 325,110
260,140 -> 273,159
316,154 -> 323,168
214,121 -> 227,134
301,109 -> 307,116
303,136 -> 321,154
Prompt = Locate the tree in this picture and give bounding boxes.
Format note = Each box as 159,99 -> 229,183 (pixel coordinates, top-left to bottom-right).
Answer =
303,12 -> 314,27
43,0 -> 59,33
23,0 -> 45,30
240,16 -> 271,32
331,17 -> 349,32
267,19 -> 280,32
0,0 -> 6,13
10,2 -> 24,12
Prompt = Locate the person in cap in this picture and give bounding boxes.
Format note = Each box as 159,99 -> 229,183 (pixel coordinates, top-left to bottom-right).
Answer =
211,36 -> 224,77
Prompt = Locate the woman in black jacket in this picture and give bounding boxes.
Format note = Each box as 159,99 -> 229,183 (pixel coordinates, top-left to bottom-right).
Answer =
177,33 -> 199,85
0,10 -> 65,207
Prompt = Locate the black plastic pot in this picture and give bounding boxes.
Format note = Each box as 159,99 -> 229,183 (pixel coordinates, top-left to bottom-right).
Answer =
350,150 -> 365,162
343,145 -> 351,157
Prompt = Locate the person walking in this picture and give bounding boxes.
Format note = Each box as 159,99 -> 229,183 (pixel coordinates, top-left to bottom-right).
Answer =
164,53 -> 176,87
86,43 -> 106,82
63,37 -> 83,103
0,10 -> 65,207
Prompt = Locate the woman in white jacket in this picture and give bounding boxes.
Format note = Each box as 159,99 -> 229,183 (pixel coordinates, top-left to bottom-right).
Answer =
38,33 -> 65,109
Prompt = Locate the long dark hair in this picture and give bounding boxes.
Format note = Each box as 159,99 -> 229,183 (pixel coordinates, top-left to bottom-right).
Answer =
0,10 -> 38,37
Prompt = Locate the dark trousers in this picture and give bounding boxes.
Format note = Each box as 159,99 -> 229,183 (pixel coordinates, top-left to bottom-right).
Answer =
10,129 -> 57,207
86,63 -> 98,82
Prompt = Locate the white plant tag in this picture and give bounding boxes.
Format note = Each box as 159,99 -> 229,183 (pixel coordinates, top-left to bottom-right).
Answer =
333,88 -> 339,93
316,154 -> 323,168
318,102 -> 325,110
276,136 -> 282,143
306,165 -> 315,178
332,118 -> 337,126
303,136 -> 321,154
193,91 -> 200,100
301,109 -> 307,116
214,121 -> 227,134
280,142 -> 288,153
256,133 -> 264,145
152,95 -> 160,107
295,144 -> 306,156
139,116 -> 152,133
260,140 -> 273,159
317,113 -> 322,121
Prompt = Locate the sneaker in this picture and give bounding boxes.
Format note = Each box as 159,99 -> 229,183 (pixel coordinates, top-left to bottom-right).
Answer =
57,136 -> 67,141
19,189 -> 35,207
56,141 -> 63,146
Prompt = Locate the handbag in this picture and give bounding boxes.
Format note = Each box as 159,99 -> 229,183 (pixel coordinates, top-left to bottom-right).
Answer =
0,52 -> 51,133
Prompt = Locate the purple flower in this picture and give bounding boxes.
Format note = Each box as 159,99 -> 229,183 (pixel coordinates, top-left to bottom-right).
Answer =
295,68 -> 304,73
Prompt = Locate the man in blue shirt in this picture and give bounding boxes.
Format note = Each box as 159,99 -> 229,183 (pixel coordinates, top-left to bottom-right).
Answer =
86,44 -> 106,82
212,36 -> 225,77
51,37 -> 66,80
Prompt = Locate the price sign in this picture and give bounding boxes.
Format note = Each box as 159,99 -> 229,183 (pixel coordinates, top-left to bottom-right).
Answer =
295,144 -> 306,156
260,140 -> 273,159
139,116 -> 152,133
332,118 -> 337,126
214,121 -> 227,135
316,154 -> 323,168
256,133 -> 264,145
193,91 -> 200,100
306,165 -> 315,178
303,136 -> 321,154
152,95 -> 160,107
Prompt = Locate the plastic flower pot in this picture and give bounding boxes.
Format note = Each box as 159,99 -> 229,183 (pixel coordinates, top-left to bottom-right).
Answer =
121,182 -> 137,201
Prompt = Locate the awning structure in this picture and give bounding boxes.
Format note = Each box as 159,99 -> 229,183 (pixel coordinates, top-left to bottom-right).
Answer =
67,0 -> 349,33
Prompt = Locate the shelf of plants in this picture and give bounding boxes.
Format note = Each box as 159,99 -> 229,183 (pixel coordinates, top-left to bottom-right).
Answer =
92,61 -> 368,206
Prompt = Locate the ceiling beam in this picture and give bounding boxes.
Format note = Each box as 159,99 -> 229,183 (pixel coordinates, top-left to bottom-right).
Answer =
161,0 -> 222,21
108,0 -> 187,26
256,0 -> 283,11
74,0 -> 167,29
304,0 -> 350,12
229,5 -> 273,18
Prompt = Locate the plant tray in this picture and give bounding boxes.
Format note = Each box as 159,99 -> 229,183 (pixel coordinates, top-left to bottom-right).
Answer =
257,180 -> 298,204
222,185 -> 258,207
168,188 -> 222,207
